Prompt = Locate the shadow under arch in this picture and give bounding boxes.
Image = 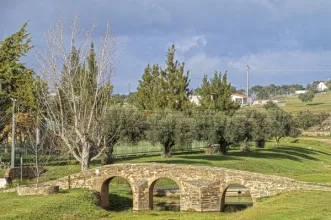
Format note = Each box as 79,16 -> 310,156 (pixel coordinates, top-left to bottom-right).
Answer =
148,177 -> 181,211
220,183 -> 253,212
100,176 -> 134,210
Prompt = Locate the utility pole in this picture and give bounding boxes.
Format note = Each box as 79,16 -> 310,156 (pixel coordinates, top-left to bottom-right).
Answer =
10,98 -> 16,168
128,82 -> 131,94
246,65 -> 250,101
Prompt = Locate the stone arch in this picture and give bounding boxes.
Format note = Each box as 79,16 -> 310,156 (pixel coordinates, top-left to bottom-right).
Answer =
148,176 -> 181,210
220,181 -> 253,212
100,175 -> 134,210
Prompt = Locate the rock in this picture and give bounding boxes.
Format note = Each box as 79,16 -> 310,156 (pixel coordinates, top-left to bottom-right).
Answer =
17,185 -> 59,196
0,178 -> 8,189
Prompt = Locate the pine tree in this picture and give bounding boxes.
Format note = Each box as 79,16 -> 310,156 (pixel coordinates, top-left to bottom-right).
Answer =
136,44 -> 190,111
0,22 -> 35,109
198,71 -> 239,114
136,64 -> 156,110
163,45 -> 191,111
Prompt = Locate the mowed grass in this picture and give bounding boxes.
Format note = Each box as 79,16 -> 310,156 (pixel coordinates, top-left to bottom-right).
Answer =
4,138 -> 331,187
281,92 -> 331,113
1,189 -> 331,220
120,138 -> 331,185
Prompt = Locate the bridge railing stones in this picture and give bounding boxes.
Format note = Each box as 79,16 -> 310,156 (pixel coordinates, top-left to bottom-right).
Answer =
42,163 -> 331,212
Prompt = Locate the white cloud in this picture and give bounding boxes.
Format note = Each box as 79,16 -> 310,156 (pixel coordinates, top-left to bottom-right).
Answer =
228,51 -> 331,74
185,50 -> 331,77
175,35 -> 207,53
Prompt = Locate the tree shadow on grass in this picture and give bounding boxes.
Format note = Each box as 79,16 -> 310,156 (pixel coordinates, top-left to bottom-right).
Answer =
306,103 -> 324,106
230,150 -> 303,161
230,146 -> 325,161
177,154 -> 241,162
143,159 -> 213,166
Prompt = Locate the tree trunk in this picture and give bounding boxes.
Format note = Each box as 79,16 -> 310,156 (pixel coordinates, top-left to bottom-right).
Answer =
275,137 -> 281,146
255,139 -> 265,148
163,144 -> 173,158
81,146 -> 90,172
219,143 -> 228,155
4,137 -> 8,153
101,146 -> 114,165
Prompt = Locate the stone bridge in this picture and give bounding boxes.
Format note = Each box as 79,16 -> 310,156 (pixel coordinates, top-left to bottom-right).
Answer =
51,163 -> 331,212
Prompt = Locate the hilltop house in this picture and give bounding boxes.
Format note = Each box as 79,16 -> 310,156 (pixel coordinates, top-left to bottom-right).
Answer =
189,93 -> 251,106
317,82 -> 328,92
231,93 -> 252,105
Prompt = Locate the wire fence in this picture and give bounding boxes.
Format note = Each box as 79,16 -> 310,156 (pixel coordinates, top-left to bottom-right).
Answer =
112,140 -> 208,157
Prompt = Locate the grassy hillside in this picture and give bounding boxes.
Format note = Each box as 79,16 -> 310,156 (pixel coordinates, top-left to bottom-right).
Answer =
0,189 -> 331,220
281,92 -> 331,113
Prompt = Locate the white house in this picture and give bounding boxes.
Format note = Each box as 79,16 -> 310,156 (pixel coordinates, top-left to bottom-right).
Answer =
231,93 -> 252,105
188,93 -> 251,106
295,90 -> 307,95
189,94 -> 201,106
317,82 -> 328,92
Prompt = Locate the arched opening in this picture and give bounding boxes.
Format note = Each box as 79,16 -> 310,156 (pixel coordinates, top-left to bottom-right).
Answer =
149,178 -> 180,212
100,176 -> 133,211
221,184 -> 253,212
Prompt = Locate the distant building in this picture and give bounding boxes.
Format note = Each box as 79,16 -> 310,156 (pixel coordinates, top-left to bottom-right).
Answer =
231,93 -> 252,105
317,82 -> 328,92
189,94 -> 201,106
295,90 -> 307,95
188,93 -> 252,106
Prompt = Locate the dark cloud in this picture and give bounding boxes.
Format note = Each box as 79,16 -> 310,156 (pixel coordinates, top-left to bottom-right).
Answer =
1,0 -> 331,93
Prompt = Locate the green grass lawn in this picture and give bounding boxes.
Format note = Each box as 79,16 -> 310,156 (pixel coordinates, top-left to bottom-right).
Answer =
1,138 -> 331,219
120,138 -> 331,185
282,92 -> 331,113
1,189 -> 331,220
4,138 -> 331,187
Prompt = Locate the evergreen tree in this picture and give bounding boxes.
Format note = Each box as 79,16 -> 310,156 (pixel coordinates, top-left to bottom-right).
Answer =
163,45 -> 191,110
198,71 -> 239,114
0,22 -> 35,109
136,45 -> 190,111
136,64 -> 159,110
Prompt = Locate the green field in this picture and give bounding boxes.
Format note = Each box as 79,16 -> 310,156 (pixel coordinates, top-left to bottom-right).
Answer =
282,92 -> 331,114
120,138 -> 331,185
5,138 -> 331,186
1,138 -> 331,219
1,189 -> 331,220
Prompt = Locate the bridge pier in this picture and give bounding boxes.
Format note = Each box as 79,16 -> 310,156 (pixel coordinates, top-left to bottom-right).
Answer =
48,163 -> 331,212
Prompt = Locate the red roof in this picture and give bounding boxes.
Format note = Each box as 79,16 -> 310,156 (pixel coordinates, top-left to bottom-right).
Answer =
232,93 -> 248,98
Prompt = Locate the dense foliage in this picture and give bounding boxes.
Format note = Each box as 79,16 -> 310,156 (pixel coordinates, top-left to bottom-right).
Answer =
298,92 -> 315,104
197,71 -> 240,115
136,45 -> 191,111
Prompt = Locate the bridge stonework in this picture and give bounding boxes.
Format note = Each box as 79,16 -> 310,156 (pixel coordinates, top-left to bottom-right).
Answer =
50,163 -> 331,212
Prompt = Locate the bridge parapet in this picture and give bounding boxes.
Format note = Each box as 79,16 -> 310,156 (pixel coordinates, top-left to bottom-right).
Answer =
45,163 -> 331,212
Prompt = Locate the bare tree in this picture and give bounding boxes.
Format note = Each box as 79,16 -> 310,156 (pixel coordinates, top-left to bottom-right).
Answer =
36,16 -> 119,171
25,120 -> 53,187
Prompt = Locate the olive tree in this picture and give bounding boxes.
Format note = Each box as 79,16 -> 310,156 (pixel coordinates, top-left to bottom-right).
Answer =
194,111 -> 230,155
267,108 -> 301,146
225,113 -> 253,152
103,106 -> 147,164
298,92 -> 315,104
146,110 -> 195,158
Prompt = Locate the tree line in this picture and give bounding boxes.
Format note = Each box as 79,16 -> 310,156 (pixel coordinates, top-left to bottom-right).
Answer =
0,20 -> 329,173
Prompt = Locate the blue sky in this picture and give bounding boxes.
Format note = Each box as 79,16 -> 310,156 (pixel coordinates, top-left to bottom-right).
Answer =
2,0 -> 331,93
